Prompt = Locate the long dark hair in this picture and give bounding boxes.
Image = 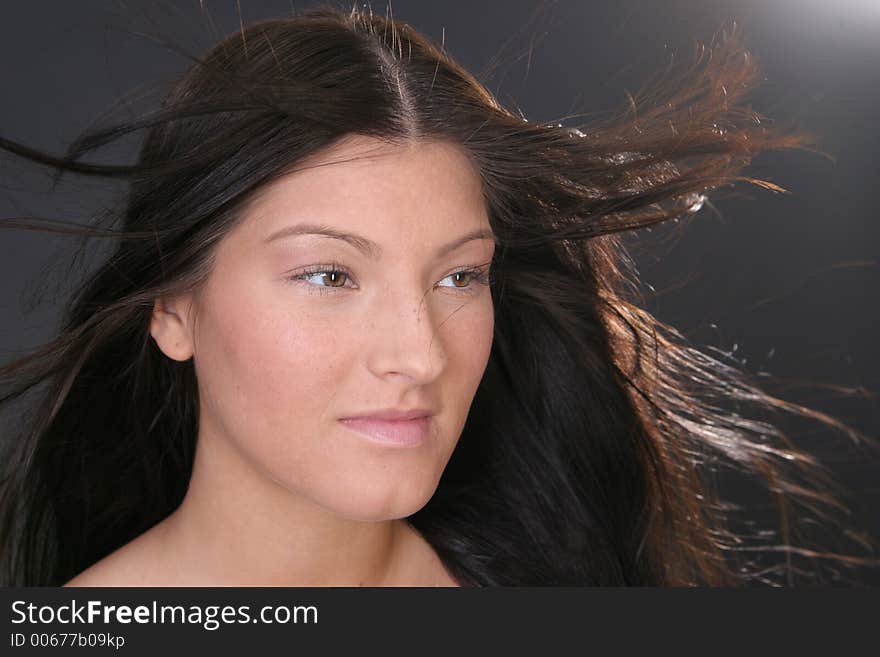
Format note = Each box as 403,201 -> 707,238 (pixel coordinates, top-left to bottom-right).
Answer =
0,2 -> 876,586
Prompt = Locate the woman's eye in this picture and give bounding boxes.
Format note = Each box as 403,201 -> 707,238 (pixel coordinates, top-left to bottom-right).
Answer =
300,270 -> 350,288
438,269 -> 485,290
286,264 -> 355,295
287,264 -> 491,295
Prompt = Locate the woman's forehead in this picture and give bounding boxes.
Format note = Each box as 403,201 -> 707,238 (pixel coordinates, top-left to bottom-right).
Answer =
268,134 -> 483,197
235,135 -> 492,244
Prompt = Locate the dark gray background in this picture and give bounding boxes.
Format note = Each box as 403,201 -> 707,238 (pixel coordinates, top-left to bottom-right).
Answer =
1,1 -> 877,583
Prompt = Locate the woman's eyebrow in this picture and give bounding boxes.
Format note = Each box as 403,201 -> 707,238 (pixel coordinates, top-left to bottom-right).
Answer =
263,222 -> 494,259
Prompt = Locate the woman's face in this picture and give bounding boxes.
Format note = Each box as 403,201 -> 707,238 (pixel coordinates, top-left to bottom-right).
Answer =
158,135 -> 495,522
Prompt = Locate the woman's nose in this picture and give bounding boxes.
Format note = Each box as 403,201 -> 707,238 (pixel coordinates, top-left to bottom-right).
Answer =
364,286 -> 448,384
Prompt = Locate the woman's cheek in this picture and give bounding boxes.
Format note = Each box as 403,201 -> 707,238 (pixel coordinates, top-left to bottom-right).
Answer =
449,297 -> 494,372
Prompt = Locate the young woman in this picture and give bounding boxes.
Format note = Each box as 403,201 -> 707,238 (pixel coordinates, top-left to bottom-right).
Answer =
0,3 -> 875,586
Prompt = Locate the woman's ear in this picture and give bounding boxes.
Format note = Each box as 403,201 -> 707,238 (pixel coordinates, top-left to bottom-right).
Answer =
149,295 -> 195,361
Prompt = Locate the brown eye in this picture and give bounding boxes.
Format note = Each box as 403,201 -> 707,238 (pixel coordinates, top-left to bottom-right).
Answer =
322,271 -> 348,287
437,267 -> 490,293
288,265 -> 355,293
452,271 -> 472,288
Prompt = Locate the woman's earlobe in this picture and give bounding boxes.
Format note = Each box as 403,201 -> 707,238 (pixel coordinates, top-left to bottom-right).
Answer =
149,297 -> 194,361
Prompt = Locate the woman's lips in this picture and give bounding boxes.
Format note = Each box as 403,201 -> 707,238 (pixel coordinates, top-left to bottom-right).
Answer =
338,416 -> 431,447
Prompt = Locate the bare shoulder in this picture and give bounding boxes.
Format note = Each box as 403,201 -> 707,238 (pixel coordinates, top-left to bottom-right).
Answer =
63,523 -> 169,587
